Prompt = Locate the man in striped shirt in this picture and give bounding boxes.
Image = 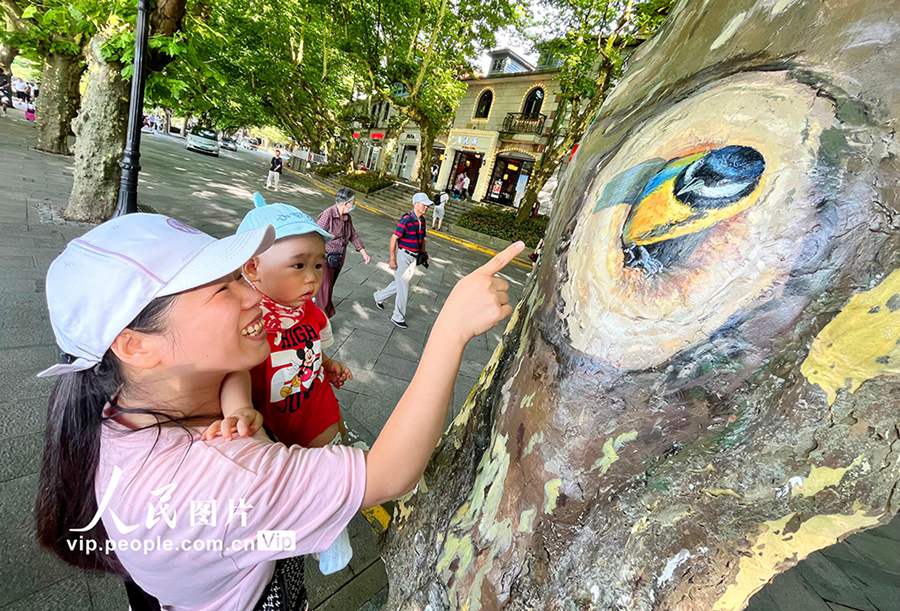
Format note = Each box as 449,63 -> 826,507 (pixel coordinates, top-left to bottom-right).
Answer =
373,192 -> 432,329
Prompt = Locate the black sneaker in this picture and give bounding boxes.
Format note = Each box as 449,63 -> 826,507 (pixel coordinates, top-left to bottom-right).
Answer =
374,296 -> 384,310
391,319 -> 408,329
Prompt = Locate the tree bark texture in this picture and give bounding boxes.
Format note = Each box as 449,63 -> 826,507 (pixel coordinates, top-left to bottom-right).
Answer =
417,120 -> 439,196
34,54 -> 83,155
382,0 -> 900,609
64,36 -> 128,222
0,43 -> 16,75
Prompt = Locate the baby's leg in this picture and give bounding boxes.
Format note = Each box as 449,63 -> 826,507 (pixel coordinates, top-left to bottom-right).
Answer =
307,422 -> 340,448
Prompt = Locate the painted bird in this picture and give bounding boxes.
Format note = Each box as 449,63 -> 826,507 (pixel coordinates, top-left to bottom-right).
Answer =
622,145 -> 766,273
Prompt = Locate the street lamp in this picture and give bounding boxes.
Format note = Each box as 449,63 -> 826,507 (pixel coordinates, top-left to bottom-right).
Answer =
114,0 -> 151,217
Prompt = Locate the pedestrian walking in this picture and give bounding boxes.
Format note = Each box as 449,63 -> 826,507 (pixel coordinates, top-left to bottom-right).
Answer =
315,187 -> 371,317
432,190 -> 449,230
34,212 -> 520,610
13,78 -> 27,102
453,171 -> 466,198
266,149 -> 283,190
373,191 -> 431,329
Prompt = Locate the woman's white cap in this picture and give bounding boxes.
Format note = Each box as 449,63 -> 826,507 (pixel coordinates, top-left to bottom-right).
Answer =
38,214 -> 275,378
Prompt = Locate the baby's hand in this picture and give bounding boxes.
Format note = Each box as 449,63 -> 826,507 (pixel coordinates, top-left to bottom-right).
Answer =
324,358 -> 353,388
201,407 -> 263,441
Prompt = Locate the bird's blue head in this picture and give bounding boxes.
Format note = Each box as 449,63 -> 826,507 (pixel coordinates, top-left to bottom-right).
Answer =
704,145 -> 765,181
675,145 -> 765,208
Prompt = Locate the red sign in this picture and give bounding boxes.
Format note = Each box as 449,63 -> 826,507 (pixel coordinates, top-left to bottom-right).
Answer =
352,132 -> 360,139
371,132 -> 385,140
569,143 -> 580,161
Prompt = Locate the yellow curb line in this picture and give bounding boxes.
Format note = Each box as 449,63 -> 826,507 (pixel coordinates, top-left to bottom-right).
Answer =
362,504 -> 392,533
289,169 -> 532,271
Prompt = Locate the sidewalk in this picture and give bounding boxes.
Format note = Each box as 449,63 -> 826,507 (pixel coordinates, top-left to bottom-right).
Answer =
0,114 -> 528,609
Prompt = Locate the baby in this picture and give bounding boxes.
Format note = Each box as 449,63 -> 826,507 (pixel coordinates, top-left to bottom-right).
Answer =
206,193 -> 353,573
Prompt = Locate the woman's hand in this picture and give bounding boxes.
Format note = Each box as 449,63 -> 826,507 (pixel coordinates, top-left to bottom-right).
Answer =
323,357 -> 353,388
360,249 -> 371,265
434,242 -> 525,345
201,407 -> 263,441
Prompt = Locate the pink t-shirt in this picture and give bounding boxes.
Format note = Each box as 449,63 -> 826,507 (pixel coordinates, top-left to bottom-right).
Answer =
93,420 -> 366,610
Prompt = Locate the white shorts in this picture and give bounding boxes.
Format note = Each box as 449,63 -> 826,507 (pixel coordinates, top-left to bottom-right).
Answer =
433,205 -> 445,220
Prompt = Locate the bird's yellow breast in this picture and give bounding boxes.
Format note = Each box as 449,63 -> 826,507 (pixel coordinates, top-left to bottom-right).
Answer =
624,175 -> 766,246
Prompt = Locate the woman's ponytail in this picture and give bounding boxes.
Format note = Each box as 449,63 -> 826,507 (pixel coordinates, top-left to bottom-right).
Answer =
35,355 -> 125,573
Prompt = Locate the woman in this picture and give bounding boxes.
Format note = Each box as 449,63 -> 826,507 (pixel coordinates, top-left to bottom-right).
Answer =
35,212 -> 521,610
315,187 -> 370,317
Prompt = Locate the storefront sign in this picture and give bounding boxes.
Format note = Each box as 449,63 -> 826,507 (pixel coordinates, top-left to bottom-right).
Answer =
454,135 -> 481,150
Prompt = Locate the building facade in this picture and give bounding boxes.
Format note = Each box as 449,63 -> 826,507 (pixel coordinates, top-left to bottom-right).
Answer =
350,100 -> 446,183
436,49 -> 563,207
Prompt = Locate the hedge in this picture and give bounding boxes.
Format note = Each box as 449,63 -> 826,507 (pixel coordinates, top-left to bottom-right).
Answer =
456,206 -> 548,248
337,172 -> 394,194
313,163 -> 343,177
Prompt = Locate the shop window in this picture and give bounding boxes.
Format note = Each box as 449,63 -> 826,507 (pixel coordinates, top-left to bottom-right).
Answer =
474,90 -> 493,119
522,87 -> 545,117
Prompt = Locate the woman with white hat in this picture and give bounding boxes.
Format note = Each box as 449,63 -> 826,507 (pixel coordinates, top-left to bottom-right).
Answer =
34,212 -> 522,610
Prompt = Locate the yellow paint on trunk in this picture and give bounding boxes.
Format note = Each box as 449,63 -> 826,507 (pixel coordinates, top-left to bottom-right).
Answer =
524,431 -> 544,456
793,455 -> 867,498
518,508 -> 537,533
713,506 -> 881,610
362,504 -> 391,532
702,488 -> 743,499
590,431 -> 638,474
801,269 -> 900,405
544,479 -> 562,513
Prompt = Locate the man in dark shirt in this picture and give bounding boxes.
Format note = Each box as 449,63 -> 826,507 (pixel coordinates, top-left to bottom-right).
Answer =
373,192 -> 432,329
266,149 -> 284,190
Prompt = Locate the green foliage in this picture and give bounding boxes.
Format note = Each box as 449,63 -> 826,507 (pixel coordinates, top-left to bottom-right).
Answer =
337,171 -> 393,194
340,0 -> 520,187
2,0 -> 105,59
146,0 -> 361,143
457,206 -> 548,248
314,163 -> 344,177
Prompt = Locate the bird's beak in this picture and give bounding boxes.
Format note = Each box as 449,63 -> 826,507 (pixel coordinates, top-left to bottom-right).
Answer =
676,179 -> 703,197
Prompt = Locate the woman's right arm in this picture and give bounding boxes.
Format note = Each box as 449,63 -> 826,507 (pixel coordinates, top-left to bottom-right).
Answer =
362,242 -> 525,507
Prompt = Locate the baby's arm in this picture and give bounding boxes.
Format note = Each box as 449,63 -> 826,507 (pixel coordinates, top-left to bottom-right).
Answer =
201,370 -> 264,441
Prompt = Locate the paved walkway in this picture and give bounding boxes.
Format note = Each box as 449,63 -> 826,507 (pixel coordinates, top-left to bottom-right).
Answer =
0,112 -> 528,610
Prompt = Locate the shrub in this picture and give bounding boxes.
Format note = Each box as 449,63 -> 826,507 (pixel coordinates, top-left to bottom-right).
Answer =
314,163 -> 344,177
456,206 -> 548,248
338,172 -> 393,194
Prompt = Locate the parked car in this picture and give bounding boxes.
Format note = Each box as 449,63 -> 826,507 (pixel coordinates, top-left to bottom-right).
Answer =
185,128 -> 220,156
241,137 -> 261,150
220,136 -> 238,151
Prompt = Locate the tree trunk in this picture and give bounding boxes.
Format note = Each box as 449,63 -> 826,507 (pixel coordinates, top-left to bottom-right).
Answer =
515,153 -> 559,220
64,36 -> 128,222
162,108 -> 172,134
1,11 -> 20,74
417,121 -> 438,196
379,117 -> 410,176
0,43 -> 16,75
382,0 -> 900,609
34,54 -> 83,155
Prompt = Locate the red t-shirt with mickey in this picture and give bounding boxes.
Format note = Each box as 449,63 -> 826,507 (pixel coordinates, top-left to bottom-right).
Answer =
250,300 -> 341,447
